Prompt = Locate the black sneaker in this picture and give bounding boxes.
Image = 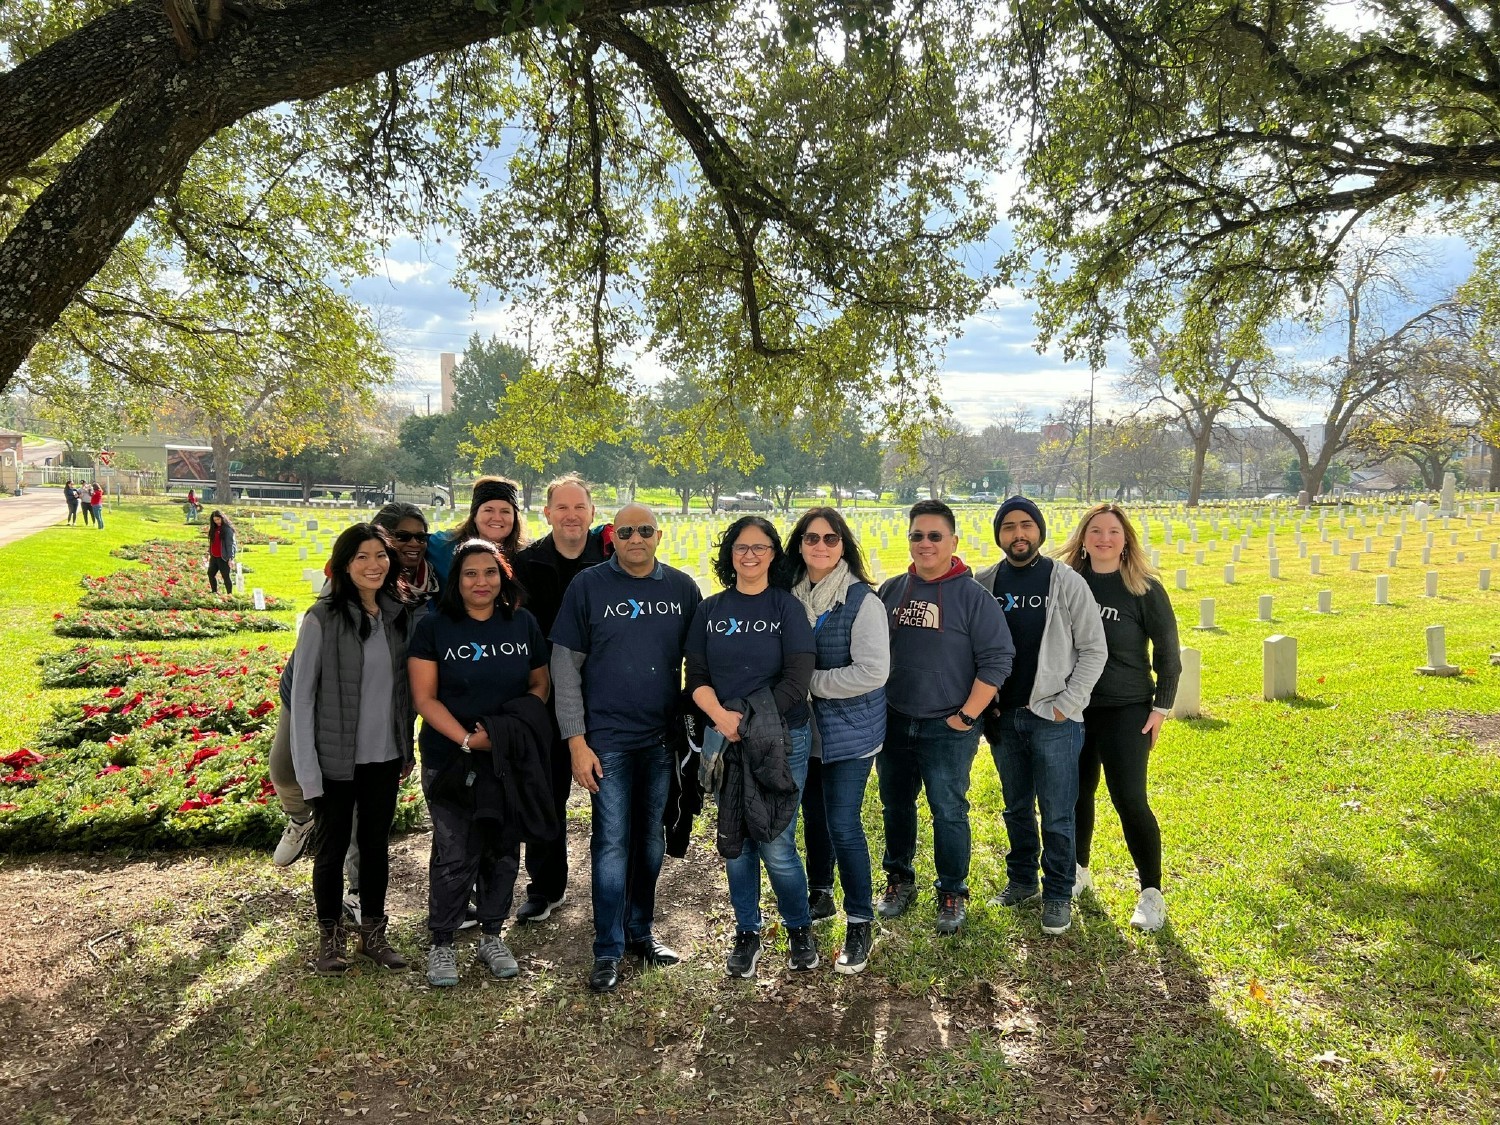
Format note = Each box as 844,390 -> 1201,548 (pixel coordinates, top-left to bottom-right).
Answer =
875,878 -> 918,919
935,891 -> 967,935
835,922 -> 873,975
808,889 -> 836,923
726,930 -> 762,978
787,925 -> 819,972
515,893 -> 566,924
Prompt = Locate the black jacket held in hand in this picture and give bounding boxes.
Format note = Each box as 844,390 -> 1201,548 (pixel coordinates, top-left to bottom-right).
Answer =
714,687 -> 799,861
426,694 -> 558,847
665,691 -> 708,859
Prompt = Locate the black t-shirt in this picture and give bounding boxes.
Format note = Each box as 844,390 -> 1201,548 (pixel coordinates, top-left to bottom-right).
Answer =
1084,569 -> 1182,709
551,560 -> 702,752
991,556 -> 1053,710
685,586 -> 816,726
409,607 -> 548,766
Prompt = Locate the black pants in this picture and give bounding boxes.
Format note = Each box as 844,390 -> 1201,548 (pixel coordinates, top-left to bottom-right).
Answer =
66,499 -> 78,524
1076,701 -> 1162,891
207,556 -> 233,593
521,736 -> 572,905
312,757 -> 402,925
424,765 -> 519,943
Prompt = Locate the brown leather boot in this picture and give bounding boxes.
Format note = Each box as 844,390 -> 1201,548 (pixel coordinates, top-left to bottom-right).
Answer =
356,916 -> 408,971
315,921 -> 348,975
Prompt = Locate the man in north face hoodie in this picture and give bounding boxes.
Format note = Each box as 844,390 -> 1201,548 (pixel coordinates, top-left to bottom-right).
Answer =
876,499 -> 1013,936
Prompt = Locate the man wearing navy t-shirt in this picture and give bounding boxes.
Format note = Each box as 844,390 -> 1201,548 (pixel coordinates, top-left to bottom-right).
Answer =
550,504 -> 701,993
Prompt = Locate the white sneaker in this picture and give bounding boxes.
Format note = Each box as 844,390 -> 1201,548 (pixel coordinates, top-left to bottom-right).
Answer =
273,816 -> 315,866
342,893 -> 362,927
1071,865 -> 1094,899
1130,888 -> 1166,932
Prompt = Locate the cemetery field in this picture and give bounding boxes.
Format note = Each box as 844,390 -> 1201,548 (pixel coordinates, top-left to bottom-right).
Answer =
1,497 -> 1499,1123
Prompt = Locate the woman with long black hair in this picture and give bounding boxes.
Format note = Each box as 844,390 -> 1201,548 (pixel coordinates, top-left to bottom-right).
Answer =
205,510 -> 237,595
786,506 -> 888,974
289,523 -> 415,974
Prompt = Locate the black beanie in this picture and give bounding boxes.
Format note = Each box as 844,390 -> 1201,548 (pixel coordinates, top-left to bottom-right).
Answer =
470,478 -> 519,519
993,496 -> 1046,547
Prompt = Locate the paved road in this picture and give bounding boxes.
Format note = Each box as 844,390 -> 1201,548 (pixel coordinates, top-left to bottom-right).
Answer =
0,490 -> 72,548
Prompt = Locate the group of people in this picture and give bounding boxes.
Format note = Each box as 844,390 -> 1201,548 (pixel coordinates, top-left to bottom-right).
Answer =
62,480 -> 104,528
269,477 -> 1180,994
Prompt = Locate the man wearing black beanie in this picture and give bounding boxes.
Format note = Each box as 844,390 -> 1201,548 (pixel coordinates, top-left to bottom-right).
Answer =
976,496 -> 1106,937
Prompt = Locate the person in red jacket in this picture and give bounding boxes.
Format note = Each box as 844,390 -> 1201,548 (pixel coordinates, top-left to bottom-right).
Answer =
88,483 -> 104,530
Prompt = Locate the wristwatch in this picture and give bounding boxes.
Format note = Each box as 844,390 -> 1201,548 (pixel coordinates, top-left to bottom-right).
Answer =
955,710 -> 978,728
460,731 -> 472,752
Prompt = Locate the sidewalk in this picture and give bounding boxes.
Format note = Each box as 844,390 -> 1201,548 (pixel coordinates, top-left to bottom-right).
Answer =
0,490 -> 72,548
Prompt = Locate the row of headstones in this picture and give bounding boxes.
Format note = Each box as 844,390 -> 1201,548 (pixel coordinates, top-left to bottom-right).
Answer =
1170,621 -> 1470,719
1188,569 -> 1494,628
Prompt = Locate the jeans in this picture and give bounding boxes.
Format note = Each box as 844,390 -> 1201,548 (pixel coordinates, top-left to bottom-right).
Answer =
726,723 -> 812,932
802,754 -> 876,921
590,741 -> 672,959
312,757 -> 401,925
989,707 -> 1085,903
91,502 -> 104,529
877,711 -> 982,895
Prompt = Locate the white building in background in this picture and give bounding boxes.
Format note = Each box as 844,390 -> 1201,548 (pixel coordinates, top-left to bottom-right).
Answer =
440,352 -> 457,413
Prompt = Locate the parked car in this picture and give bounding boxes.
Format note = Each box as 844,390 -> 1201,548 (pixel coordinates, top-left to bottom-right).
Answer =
720,492 -> 773,511
970,492 -> 999,504
853,489 -> 880,501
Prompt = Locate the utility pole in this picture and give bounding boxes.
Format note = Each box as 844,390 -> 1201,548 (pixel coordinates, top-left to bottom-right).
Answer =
1085,367 -> 1096,501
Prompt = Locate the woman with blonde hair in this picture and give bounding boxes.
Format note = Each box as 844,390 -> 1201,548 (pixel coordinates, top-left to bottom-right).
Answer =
1056,503 -> 1180,931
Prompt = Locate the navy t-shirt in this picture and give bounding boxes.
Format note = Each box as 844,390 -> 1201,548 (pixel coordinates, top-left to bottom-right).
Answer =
991,557 -> 1053,710
409,607 -> 548,766
551,559 -> 702,753
685,586 -> 816,726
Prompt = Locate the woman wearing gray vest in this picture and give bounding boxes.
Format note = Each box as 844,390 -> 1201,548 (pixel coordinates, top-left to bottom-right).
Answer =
290,523 -> 415,975
787,507 -> 889,975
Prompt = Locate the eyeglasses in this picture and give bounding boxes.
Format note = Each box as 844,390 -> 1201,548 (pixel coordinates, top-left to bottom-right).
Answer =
732,543 -> 774,557
391,531 -> 429,543
908,530 -> 948,543
615,525 -> 658,541
801,532 -> 841,548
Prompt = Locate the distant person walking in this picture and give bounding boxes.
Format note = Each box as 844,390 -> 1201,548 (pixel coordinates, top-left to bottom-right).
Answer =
88,483 -> 104,529
63,480 -> 79,525
186,488 -> 200,522
206,510 -> 237,594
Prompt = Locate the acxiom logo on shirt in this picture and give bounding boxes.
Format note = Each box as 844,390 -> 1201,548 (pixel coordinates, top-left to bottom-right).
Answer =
603,599 -> 684,619
708,618 -> 781,635
1000,593 -> 1049,611
444,642 -> 530,661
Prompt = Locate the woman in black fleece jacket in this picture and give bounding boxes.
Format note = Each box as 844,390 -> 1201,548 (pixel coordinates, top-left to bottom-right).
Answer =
1057,504 -> 1181,932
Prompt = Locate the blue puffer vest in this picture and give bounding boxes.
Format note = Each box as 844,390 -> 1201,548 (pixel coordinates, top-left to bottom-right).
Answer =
811,582 -> 886,762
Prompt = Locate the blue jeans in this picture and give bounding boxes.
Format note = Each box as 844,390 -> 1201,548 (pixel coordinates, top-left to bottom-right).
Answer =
590,741 -> 672,960
802,754 -> 876,922
989,707 -> 1084,902
726,724 -> 812,932
876,711 -> 982,895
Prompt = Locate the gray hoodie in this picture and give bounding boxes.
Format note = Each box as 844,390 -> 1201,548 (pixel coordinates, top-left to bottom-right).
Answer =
973,559 -> 1107,721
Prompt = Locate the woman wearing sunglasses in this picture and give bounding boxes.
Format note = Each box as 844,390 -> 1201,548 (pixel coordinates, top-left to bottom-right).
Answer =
375,502 -> 440,615
686,516 -> 818,978
785,507 -> 888,974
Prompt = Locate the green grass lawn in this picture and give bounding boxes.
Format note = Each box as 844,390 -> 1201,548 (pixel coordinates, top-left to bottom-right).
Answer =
2,496 -> 1498,1123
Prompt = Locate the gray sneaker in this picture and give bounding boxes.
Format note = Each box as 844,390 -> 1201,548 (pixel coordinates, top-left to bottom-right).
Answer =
875,878 -> 918,919
273,815 -> 315,866
426,944 -> 459,987
1041,899 -> 1072,935
476,933 -> 520,979
990,882 -> 1042,908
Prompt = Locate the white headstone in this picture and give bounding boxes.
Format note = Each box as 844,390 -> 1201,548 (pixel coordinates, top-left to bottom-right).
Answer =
298,546 -> 309,561
1422,547 -> 1432,565
1426,571 -> 1439,598
1173,648 -> 1202,719
1316,590 -> 1332,614
1388,550 -> 1398,568
1310,555 -> 1321,575
1269,558 -> 1280,579
268,542 -> 278,556
1416,624 -> 1460,676
1258,594 -> 1273,622
306,519 -> 319,531
1223,564 -> 1235,584
1263,635 -> 1297,700
1439,472 -> 1457,516
1195,550 -> 1206,566
1196,598 -> 1216,630
252,588 -> 266,611
1175,568 -> 1188,591
1349,553 -> 1360,571
1480,569 -> 1492,592
1375,575 -> 1389,605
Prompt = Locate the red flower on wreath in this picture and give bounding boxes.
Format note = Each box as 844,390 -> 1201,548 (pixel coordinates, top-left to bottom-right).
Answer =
1,749 -> 41,768
248,700 -> 275,719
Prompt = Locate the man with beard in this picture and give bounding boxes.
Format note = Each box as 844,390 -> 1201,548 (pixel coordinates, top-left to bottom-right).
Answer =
976,497 -> 1106,937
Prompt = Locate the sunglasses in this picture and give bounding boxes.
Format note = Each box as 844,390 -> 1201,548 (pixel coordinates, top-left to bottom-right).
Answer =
390,530 -> 429,543
801,532 -> 842,548
908,530 -> 948,543
615,525 -> 658,541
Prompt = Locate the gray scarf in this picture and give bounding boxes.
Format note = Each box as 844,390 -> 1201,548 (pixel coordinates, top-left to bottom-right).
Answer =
792,559 -> 850,626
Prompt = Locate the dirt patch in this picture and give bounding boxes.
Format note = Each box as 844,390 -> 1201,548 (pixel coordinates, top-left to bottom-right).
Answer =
1435,710 -> 1500,753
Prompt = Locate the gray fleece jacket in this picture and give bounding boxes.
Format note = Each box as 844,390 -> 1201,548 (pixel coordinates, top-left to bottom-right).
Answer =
973,559 -> 1107,721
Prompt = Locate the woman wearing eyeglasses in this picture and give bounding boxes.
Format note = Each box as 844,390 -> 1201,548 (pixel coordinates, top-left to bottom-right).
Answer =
785,507 -> 888,974
686,516 -> 818,978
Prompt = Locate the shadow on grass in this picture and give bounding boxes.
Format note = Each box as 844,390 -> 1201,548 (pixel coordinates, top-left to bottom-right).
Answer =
1285,789 -> 1500,1102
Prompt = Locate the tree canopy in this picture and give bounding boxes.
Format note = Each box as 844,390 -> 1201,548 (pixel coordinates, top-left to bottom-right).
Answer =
1,0 -> 1001,450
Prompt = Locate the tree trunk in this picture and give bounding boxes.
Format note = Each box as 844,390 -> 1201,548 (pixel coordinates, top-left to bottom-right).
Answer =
1186,436 -> 1209,507
678,485 -> 690,515
1490,443 -> 1500,491
209,427 -> 233,503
